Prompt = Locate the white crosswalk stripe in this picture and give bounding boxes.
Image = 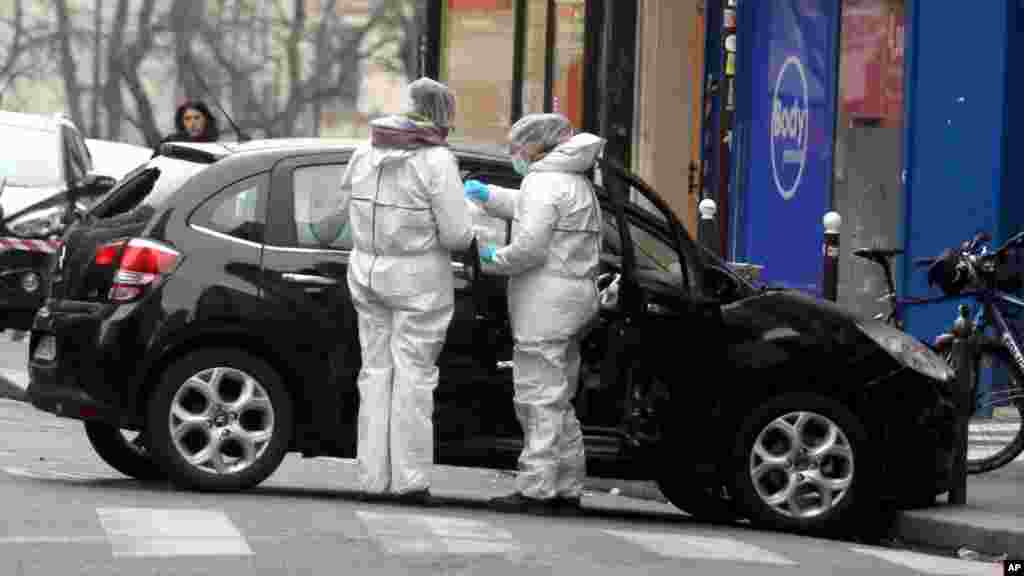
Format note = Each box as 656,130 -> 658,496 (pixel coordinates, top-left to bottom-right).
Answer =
850,546 -> 1004,576
0,471 -> 1005,573
96,508 -> 253,558
2,466 -> 113,482
602,528 -> 798,566
355,509 -> 521,557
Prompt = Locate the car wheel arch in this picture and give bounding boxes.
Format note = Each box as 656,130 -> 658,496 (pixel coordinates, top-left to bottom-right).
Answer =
139,331 -> 315,442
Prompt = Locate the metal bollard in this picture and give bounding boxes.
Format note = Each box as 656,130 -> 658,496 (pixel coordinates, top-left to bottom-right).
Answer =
822,211 -> 841,301
699,198 -> 719,257
949,331 -> 976,505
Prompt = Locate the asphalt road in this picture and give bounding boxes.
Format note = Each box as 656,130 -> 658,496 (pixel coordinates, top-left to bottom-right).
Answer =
0,333 -> 1010,575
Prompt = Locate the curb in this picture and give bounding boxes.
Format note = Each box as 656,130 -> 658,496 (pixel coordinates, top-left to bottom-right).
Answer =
586,478 -> 1023,558
892,505 -> 1023,558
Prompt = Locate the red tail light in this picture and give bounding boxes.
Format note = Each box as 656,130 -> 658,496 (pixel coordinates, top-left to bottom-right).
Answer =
95,238 -> 181,302
95,240 -> 126,266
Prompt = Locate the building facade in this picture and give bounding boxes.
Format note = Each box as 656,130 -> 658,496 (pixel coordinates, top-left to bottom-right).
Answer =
422,0 -> 705,231
424,0 -> 1024,343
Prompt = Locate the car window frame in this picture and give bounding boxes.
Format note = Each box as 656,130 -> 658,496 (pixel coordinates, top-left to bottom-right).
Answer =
61,125 -> 89,185
71,128 -> 93,175
188,172 -> 270,245
595,157 -> 705,299
264,151 -> 352,252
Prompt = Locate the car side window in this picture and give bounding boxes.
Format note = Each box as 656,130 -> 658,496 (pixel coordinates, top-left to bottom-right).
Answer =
191,174 -> 267,243
292,163 -> 349,250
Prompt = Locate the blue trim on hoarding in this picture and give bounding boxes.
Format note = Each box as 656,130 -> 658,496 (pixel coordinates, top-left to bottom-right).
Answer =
729,0 -> 756,262
899,0 -> 920,302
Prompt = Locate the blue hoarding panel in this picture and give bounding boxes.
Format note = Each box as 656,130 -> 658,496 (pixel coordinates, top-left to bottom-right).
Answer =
738,0 -> 838,296
901,0 -> 1007,343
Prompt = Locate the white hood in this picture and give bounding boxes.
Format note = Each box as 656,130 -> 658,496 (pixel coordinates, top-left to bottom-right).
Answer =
0,183 -> 64,221
530,132 -> 606,174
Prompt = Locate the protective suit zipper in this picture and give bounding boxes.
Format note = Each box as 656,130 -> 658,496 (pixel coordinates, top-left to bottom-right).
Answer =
368,168 -> 382,291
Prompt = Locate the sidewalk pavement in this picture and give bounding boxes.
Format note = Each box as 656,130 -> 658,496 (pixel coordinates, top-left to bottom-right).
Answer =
587,467 -> 1024,560
0,376 -> 1018,558
891,463 -> 1023,559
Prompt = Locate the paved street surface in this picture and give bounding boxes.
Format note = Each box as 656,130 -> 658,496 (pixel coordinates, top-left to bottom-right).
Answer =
0,333 -> 1012,575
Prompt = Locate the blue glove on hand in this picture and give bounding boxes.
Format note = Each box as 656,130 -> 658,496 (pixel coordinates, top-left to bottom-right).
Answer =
480,244 -> 498,264
464,179 -> 490,203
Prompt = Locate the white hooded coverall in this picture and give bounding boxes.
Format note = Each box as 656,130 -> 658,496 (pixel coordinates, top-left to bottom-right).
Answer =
341,142 -> 473,495
477,132 -> 605,500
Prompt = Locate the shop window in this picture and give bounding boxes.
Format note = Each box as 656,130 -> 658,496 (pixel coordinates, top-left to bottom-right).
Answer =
551,0 -> 586,128
444,0 -> 518,147
522,0 -> 549,115
833,0 -> 906,318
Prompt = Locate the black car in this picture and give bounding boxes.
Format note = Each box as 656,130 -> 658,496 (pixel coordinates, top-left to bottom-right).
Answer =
26,138 -> 956,535
0,111 -> 117,331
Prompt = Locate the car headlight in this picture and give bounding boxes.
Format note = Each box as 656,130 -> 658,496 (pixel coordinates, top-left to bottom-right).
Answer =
859,322 -> 955,382
7,205 -> 67,238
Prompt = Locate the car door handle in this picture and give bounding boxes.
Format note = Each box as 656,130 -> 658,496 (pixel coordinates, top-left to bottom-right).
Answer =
282,273 -> 338,286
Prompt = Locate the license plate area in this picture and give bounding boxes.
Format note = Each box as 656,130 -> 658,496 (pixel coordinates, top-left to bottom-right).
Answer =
33,335 -> 56,362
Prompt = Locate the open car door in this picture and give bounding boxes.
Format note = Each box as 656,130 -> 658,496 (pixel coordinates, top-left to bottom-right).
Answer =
433,158 -> 521,467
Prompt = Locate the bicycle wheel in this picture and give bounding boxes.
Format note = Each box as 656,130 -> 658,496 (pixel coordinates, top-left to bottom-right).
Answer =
935,340 -> 1024,474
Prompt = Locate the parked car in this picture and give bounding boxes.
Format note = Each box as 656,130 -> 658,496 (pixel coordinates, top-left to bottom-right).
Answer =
0,111 -> 117,331
85,138 -> 153,182
26,138 -> 956,535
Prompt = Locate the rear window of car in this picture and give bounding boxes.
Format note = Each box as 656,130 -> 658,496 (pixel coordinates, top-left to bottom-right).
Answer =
90,155 -> 209,220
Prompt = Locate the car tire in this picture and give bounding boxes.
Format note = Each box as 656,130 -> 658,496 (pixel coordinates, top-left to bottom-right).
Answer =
655,475 -> 739,523
83,421 -> 164,482
146,348 -> 293,492
731,393 -> 872,535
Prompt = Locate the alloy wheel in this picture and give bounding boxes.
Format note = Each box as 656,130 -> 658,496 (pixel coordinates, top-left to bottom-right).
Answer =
168,367 -> 275,476
748,411 -> 855,520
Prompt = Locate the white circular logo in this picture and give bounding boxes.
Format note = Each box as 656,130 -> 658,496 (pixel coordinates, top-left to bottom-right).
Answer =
770,55 -> 809,201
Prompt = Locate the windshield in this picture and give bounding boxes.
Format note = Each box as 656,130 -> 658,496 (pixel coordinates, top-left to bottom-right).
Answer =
0,125 -> 61,187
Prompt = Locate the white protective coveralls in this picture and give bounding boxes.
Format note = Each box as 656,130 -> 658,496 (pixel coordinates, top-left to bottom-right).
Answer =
341,83 -> 473,495
476,129 -> 606,501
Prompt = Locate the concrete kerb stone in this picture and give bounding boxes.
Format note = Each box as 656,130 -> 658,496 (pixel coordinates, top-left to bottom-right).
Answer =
892,506 -> 1024,558
584,477 -> 1024,559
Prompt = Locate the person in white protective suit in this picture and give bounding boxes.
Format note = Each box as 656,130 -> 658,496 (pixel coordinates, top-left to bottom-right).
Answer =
340,77 -> 473,504
463,113 -> 605,514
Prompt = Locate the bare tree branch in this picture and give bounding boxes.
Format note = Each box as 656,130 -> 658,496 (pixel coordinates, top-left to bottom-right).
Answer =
0,0 -> 25,81
91,0 -> 104,136
120,0 -> 160,146
104,0 -> 130,139
54,0 -> 85,129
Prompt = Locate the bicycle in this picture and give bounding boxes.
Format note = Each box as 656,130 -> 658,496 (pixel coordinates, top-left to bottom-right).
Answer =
854,231 -> 1024,474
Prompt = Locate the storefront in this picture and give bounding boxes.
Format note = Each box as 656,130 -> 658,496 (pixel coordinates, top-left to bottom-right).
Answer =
422,0 -> 709,232
706,0 -> 1024,345
423,0 -> 630,158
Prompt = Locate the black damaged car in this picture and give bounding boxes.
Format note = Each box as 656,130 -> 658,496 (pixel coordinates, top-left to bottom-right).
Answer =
26,138 -> 956,535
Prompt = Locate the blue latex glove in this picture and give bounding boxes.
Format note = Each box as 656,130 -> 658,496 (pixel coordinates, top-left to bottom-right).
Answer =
480,244 -> 498,264
464,179 -> 490,203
